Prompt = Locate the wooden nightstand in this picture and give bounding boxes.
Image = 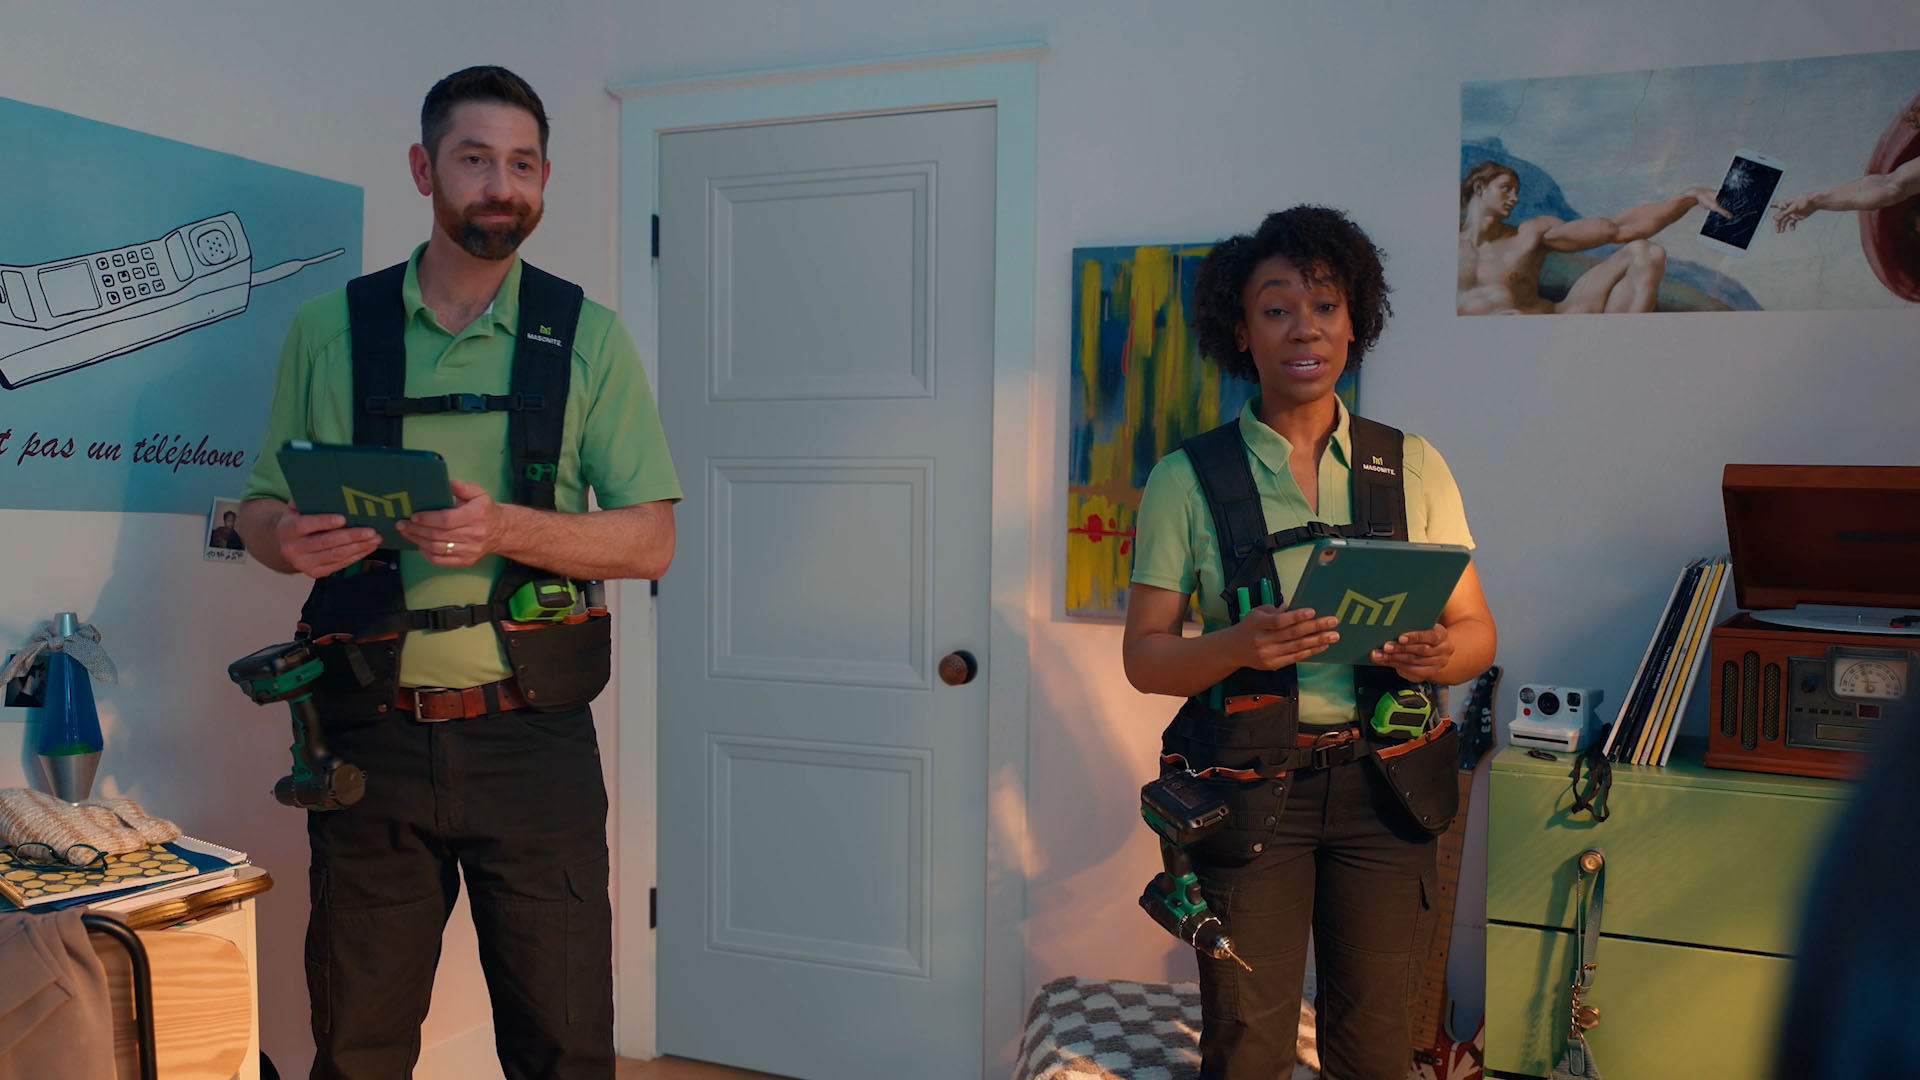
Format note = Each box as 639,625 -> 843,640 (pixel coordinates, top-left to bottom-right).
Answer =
91,868 -> 274,1080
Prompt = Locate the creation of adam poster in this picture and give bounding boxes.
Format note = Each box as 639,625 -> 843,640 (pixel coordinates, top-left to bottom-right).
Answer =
1461,49 -> 1920,315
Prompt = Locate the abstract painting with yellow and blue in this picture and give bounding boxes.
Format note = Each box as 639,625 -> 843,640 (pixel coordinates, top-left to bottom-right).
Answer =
1067,243 -> 1359,619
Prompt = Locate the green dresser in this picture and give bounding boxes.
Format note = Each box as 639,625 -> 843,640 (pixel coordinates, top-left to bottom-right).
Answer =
1483,739 -> 1852,1079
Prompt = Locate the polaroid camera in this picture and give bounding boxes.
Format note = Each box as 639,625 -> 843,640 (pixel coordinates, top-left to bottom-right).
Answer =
1509,684 -> 1605,753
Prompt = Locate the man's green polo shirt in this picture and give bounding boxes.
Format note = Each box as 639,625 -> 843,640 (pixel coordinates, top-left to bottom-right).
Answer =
244,245 -> 682,689
1130,398 -> 1475,726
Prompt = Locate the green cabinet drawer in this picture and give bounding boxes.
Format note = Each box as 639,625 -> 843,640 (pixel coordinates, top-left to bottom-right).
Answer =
1486,741 -> 1849,954
1486,922 -> 1792,1079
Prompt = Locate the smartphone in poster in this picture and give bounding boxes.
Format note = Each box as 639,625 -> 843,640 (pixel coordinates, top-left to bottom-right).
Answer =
1698,149 -> 1786,257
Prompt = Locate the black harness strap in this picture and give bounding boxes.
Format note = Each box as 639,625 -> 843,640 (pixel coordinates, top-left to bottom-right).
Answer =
1347,414 -> 1407,542
507,265 -> 582,512
346,264 -> 410,450
337,260 -> 584,630
1177,412 -> 1417,717
1181,423 -> 1284,623
362,392 -> 546,418
1180,423 -> 1297,700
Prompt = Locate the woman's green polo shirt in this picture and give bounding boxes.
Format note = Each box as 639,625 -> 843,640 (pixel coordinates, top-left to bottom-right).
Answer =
1130,399 -> 1474,726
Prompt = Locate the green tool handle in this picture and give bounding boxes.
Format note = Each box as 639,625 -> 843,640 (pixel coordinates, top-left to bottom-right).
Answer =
286,691 -> 329,783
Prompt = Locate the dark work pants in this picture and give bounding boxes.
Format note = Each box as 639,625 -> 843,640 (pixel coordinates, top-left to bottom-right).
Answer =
1191,757 -> 1437,1080
303,704 -> 613,1080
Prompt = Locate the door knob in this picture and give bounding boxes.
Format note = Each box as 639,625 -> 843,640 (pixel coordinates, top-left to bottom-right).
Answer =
938,651 -> 979,686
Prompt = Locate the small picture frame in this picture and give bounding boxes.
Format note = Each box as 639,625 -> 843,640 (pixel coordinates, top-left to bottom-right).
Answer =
204,497 -> 247,563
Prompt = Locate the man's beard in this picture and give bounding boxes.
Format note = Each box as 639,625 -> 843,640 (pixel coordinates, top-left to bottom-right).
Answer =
434,189 -> 543,261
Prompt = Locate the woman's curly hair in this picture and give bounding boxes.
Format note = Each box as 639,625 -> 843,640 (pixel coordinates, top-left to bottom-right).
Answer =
1191,205 -> 1392,383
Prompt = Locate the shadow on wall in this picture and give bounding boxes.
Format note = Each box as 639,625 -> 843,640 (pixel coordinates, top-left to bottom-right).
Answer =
1021,620 -> 1198,997
76,369 -> 319,1076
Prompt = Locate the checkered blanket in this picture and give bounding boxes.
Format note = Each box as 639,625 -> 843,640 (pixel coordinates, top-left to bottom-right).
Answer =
1013,976 -> 1319,1080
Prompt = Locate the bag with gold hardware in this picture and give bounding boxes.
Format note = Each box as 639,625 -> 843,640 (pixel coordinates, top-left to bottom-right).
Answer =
1550,848 -> 1606,1080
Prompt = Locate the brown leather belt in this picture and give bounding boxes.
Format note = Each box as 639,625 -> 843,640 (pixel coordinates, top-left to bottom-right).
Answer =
395,678 -> 528,721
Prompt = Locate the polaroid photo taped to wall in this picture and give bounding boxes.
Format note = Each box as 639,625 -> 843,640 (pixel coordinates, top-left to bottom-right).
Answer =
204,496 -> 246,563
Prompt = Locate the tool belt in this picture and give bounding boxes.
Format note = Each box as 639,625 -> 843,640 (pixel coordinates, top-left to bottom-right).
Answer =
1162,698 -> 1461,860
298,568 -> 612,719
395,677 -> 530,721
1164,717 -> 1453,780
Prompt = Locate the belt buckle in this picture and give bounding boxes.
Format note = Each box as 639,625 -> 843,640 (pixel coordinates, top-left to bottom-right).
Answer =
1308,727 -> 1355,769
411,686 -> 455,722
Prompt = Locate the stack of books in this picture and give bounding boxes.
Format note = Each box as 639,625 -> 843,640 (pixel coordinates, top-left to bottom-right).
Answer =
0,835 -> 250,914
1603,554 -> 1733,766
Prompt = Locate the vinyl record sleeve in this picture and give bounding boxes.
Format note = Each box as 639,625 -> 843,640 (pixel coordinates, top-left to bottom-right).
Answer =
1285,538 -> 1471,667
277,440 -> 453,547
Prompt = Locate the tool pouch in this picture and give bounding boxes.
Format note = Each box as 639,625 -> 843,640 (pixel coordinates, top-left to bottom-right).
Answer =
501,613 -> 612,712
1160,696 -> 1298,862
1366,719 -> 1461,834
299,566 -> 401,720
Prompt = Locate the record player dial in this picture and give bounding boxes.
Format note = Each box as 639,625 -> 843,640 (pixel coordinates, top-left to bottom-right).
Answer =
1832,657 -> 1907,701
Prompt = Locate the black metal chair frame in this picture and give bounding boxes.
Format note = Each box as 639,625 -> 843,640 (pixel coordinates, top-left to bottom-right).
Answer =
80,914 -> 158,1080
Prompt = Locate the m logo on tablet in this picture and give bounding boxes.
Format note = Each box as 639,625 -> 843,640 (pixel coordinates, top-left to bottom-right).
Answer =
1335,589 -> 1408,626
341,487 -> 414,519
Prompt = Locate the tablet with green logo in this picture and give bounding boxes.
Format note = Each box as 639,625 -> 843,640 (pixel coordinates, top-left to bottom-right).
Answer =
1287,537 -> 1471,667
277,440 -> 454,547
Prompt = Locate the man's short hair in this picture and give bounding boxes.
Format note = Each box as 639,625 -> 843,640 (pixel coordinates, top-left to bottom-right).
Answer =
421,66 -> 550,160
1461,161 -> 1519,210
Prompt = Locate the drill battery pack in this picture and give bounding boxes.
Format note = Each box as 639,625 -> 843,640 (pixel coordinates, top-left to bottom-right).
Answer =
1140,771 -> 1230,848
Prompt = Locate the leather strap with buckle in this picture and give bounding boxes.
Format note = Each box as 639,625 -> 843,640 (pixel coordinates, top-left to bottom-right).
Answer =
396,678 -> 528,721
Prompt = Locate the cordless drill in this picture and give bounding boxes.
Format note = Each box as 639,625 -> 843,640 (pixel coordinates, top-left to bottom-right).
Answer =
228,641 -> 366,811
1139,772 -> 1253,972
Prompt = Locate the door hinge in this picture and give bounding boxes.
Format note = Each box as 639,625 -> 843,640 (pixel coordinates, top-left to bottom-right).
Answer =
650,214 -> 660,259
649,886 -> 657,929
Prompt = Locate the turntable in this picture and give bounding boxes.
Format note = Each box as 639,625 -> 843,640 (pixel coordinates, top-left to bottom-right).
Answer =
1704,464 -> 1920,779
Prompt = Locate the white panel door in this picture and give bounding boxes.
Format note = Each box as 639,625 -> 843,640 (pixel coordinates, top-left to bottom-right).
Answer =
656,107 -> 996,1079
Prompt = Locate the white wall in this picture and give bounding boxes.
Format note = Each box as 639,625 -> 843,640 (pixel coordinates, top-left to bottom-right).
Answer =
7,0 -> 1919,1075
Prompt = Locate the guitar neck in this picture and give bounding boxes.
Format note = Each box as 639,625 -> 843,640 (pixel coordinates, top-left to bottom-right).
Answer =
1407,768 -> 1474,1052
1410,665 -> 1500,1059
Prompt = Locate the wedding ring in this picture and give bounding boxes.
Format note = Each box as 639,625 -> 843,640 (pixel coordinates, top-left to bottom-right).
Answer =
445,541 -> 456,554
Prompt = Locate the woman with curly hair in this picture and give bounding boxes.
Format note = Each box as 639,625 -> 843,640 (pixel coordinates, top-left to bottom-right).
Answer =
1123,205 -> 1496,1079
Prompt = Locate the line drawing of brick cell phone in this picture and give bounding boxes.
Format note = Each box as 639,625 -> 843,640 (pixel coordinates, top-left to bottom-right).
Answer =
0,211 -> 344,389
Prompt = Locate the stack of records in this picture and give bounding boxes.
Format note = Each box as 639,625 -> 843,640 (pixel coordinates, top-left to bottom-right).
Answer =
1603,554 -> 1733,765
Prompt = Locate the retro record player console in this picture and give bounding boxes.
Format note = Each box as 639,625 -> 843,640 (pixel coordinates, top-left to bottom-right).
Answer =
1705,464 -> 1920,779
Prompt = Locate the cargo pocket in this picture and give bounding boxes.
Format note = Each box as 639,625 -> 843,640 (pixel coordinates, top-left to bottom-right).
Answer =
1191,877 -> 1247,1023
563,858 -> 612,1026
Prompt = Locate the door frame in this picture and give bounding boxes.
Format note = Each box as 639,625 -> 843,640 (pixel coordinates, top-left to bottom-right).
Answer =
608,45 -> 1042,1077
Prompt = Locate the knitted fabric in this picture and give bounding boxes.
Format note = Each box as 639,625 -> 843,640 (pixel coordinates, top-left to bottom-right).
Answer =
0,621 -> 117,688
0,789 -> 179,866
